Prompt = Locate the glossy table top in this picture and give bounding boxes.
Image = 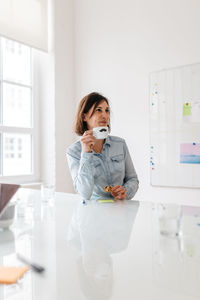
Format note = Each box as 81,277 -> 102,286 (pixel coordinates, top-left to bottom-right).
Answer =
0,189 -> 200,300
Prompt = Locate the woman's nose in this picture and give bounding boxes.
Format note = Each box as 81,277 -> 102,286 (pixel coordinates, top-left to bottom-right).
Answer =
102,110 -> 108,118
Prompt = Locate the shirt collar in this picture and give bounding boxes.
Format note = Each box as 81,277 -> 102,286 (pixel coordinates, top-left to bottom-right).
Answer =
104,135 -> 111,146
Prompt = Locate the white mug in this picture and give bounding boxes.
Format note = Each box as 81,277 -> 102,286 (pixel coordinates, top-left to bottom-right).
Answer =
93,126 -> 109,139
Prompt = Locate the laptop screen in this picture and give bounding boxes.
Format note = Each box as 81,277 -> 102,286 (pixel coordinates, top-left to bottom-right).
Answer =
0,183 -> 20,217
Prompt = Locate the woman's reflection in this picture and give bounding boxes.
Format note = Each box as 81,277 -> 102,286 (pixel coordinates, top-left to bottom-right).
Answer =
68,200 -> 139,300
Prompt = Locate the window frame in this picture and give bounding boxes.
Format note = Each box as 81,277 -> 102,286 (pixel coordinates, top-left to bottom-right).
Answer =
0,37 -> 40,184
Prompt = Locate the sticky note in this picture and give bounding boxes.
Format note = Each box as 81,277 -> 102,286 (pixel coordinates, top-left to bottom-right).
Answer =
183,102 -> 191,116
0,265 -> 29,284
98,199 -> 115,203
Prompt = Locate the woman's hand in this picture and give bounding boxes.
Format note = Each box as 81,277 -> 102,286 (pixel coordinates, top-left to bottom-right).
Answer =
81,130 -> 96,152
111,185 -> 127,200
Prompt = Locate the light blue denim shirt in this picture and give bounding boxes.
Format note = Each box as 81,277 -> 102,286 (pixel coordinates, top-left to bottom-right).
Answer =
66,135 -> 139,200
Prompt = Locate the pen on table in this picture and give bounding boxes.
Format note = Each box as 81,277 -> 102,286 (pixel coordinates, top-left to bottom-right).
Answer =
17,253 -> 45,273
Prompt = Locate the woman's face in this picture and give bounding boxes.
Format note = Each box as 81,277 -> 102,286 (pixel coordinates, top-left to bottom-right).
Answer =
84,100 -> 110,130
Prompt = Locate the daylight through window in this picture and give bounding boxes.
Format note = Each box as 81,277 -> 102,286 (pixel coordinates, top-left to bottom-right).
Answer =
0,37 -> 33,177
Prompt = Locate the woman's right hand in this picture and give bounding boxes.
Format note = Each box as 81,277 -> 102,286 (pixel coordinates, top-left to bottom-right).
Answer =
81,130 -> 96,152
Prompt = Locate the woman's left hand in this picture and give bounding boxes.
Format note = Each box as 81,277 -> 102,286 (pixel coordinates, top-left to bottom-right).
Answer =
111,185 -> 127,200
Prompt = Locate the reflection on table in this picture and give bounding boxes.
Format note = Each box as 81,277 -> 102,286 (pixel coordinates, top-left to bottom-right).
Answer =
68,200 -> 139,300
0,188 -> 200,300
153,204 -> 200,298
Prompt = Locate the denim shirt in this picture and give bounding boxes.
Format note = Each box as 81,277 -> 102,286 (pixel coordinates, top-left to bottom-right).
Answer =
66,135 -> 139,200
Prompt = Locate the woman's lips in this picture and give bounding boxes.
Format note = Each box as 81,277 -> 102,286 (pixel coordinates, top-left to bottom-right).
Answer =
99,121 -> 107,125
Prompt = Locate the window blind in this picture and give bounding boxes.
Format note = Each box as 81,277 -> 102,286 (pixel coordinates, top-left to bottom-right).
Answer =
0,0 -> 48,51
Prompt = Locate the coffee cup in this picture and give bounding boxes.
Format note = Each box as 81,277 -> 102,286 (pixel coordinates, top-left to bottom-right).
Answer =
93,127 -> 109,139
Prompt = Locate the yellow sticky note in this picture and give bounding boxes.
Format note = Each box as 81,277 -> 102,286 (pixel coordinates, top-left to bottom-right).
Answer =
183,102 -> 191,116
98,199 -> 115,203
0,265 -> 29,284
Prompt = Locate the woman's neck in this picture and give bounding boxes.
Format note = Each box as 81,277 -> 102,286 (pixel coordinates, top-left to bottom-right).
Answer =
93,139 -> 104,153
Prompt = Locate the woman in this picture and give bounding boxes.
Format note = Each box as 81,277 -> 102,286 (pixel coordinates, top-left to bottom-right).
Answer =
66,92 -> 139,201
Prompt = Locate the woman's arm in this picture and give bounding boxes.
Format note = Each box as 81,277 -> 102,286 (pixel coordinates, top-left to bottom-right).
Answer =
67,130 -> 97,200
66,150 -> 95,200
123,142 -> 139,199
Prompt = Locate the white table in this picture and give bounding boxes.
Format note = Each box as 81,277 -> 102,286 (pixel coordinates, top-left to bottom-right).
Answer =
0,188 -> 200,300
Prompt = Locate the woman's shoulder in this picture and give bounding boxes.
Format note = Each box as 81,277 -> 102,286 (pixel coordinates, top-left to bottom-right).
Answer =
66,140 -> 81,156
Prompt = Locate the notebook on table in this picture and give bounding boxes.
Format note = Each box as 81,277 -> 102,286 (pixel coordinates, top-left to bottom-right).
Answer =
0,183 -> 20,218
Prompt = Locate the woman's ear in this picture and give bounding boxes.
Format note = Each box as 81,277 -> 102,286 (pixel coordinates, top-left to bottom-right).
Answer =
83,113 -> 87,122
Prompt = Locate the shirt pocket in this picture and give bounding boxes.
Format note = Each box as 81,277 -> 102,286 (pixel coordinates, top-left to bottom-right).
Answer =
93,160 -> 102,178
111,154 -> 124,172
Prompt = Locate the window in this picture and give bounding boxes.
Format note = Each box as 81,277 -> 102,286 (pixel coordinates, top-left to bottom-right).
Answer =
0,37 -> 38,183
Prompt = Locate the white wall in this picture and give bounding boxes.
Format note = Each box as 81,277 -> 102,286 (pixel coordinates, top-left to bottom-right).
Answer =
54,0 -> 75,193
34,0 -> 55,190
71,0 -> 200,203
35,0 -> 76,193
35,49 -> 55,188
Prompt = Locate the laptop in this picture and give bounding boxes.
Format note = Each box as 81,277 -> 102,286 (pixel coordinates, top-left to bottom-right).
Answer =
0,183 -> 20,218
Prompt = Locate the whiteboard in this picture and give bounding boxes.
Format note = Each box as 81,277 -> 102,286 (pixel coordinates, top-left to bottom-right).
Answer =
150,63 -> 200,188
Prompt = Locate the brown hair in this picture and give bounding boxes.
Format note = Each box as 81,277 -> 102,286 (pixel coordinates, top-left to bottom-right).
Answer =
74,92 -> 110,136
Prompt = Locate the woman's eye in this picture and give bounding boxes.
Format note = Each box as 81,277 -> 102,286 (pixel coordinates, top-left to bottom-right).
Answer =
96,108 -> 102,112
106,110 -> 110,113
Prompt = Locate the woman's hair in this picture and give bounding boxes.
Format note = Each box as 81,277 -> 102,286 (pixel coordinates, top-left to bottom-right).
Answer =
74,92 -> 110,136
